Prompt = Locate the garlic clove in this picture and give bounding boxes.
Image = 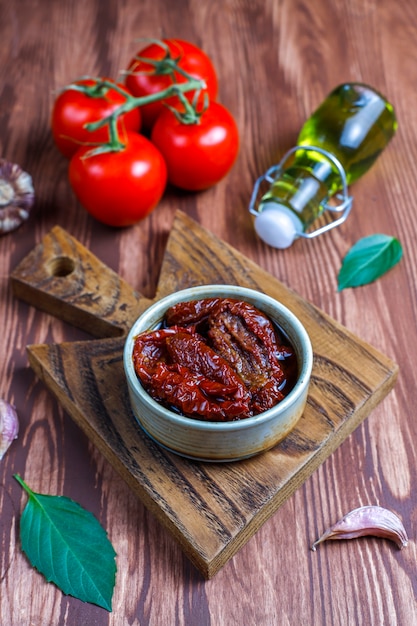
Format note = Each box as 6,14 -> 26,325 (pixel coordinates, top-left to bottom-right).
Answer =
312,505 -> 408,551
0,399 -> 19,460
0,158 -> 35,234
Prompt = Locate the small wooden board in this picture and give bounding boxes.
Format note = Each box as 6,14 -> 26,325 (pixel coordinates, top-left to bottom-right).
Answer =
10,211 -> 398,578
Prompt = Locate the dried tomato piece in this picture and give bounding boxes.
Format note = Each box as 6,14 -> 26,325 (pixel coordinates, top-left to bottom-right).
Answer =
206,299 -> 290,413
134,297 -> 297,421
208,301 -> 279,383
166,332 -> 247,395
133,327 -> 250,421
132,327 -> 182,383
165,298 -> 296,414
165,297 -> 220,327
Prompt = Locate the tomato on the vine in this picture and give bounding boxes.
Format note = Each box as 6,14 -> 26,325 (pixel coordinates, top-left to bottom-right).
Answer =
125,39 -> 218,130
150,101 -> 239,191
51,78 -> 141,158
68,132 -> 167,227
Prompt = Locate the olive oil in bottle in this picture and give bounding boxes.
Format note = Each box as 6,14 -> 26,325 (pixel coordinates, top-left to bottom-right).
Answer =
250,83 -> 397,248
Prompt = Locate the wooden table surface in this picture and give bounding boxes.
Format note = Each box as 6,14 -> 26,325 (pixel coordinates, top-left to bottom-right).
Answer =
1,0 -> 416,624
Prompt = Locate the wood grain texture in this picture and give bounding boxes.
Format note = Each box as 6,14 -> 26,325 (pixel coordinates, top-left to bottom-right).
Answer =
11,225 -> 145,337
1,0 -> 416,624
12,213 -> 397,578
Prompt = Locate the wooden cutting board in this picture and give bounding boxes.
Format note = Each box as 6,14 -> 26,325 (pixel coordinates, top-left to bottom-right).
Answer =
10,210 -> 398,578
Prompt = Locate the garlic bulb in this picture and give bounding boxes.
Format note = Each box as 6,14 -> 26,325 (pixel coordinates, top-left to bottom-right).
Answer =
0,159 -> 35,234
312,505 -> 408,551
0,399 -> 19,460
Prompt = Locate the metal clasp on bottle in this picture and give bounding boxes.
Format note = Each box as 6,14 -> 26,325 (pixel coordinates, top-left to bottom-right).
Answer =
248,145 -> 353,239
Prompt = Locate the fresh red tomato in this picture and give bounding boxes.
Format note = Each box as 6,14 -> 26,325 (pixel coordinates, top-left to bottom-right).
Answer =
51,78 -> 141,158
68,132 -> 167,226
125,39 -> 218,130
150,101 -> 239,191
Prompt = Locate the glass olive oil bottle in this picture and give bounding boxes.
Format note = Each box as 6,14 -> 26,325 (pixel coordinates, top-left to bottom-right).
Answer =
251,83 -> 397,248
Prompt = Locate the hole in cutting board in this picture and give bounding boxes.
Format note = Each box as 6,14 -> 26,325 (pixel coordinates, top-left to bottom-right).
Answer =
47,256 -> 75,277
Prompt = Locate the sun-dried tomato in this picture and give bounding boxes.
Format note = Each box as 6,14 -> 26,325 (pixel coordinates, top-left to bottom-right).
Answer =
133,297 -> 297,421
133,327 -> 250,421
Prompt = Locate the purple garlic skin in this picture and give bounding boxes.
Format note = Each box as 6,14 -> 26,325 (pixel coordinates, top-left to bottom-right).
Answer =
0,399 -> 19,460
0,158 -> 35,234
312,505 -> 408,551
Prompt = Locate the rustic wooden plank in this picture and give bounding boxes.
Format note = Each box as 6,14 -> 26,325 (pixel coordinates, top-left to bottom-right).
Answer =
16,212 -> 398,578
10,225 -> 147,338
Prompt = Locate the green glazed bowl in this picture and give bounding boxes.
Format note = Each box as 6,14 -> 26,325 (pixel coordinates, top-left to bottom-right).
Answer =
123,285 -> 313,462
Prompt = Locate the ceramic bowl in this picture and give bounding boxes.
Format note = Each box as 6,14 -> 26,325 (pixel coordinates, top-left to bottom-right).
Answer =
123,285 -> 313,462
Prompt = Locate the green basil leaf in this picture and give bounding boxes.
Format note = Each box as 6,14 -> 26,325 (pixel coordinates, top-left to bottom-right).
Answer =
337,234 -> 403,291
14,475 -> 117,611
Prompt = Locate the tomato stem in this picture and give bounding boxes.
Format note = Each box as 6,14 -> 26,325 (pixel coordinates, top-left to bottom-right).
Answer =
85,78 -> 206,132
127,54 -> 197,84
128,55 -> 177,79
164,89 -> 203,125
73,77 -> 206,155
61,79 -> 113,99
108,116 -> 126,151
127,38 -> 196,82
